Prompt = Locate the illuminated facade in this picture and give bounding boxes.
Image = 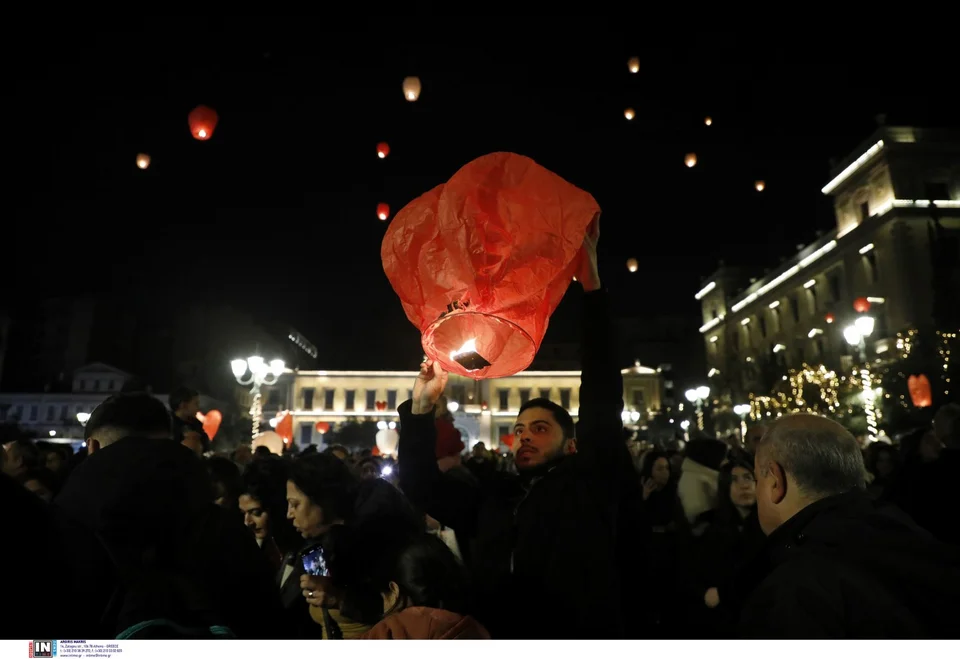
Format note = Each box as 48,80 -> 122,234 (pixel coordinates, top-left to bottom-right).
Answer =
696,126 -> 960,402
274,365 -> 663,448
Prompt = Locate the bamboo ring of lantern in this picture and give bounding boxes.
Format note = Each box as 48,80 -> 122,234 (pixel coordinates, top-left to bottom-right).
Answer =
628,56 -> 640,73
624,108 -> 635,121
685,153 -> 697,168
377,142 -> 390,159
377,203 -> 390,221
136,153 -> 151,170
626,258 -> 639,273
402,76 -> 421,102
704,117 -> 713,126
755,180 -> 765,192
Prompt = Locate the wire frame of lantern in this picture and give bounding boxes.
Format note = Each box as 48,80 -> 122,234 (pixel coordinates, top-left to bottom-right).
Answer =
627,57 -> 640,73
624,108 -> 635,121
685,153 -> 697,168
402,76 -> 421,102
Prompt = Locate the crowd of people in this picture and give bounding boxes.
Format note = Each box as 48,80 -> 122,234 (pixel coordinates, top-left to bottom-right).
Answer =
5,230 -> 960,640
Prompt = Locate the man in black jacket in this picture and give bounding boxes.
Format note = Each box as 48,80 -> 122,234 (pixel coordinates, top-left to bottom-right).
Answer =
741,414 -> 960,638
398,222 -> 640,639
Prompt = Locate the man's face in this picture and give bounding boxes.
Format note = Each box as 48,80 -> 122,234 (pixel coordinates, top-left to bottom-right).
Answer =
181,396 -> 200,418
513,406 -> 567,470
238,493 -> 270,540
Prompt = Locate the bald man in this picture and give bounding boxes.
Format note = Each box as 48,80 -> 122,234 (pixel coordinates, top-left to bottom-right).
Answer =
740,414 -> 960,639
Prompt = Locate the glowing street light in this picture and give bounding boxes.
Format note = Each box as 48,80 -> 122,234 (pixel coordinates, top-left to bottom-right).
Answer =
685,386 -> 710,431
231,355 -> 286,439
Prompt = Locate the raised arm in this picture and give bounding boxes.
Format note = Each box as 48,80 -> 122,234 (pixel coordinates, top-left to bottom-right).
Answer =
572,217 -> 626,472
397,360 -> 448,511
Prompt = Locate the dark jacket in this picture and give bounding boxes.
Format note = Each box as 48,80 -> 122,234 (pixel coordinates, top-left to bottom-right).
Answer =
54,437 -> 285,639
740,490 -> 960,639
398,290 -> 635,639
886,448 -> 960,547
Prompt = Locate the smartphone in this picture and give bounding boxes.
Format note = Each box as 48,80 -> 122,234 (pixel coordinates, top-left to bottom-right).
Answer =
301,544 -> 329,576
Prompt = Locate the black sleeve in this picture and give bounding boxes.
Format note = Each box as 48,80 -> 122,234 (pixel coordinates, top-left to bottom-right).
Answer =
575,290 -> 627,475
397,400 -> 482,539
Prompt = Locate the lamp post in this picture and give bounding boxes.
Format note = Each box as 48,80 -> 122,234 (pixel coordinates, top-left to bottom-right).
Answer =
844,315 -> 877,442
733,403 -> 751,441
685,385 -> 710,431
231,355 -> 286,439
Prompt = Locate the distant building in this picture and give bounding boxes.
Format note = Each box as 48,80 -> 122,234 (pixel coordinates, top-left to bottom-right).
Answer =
277,366 -> 664,448
696,126 -> 960,402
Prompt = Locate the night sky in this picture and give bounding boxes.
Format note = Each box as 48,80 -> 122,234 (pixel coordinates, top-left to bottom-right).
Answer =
6,20 -> 956,369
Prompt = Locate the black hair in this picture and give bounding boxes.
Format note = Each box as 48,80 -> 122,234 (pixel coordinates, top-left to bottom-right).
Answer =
518,398 -> 575,440
206,456 -> 242,508
685,437 -> 729,471
253,445 -> 273,458
368,533 -> 472,616
287,453 -> 359,525
241,456 -> 302,555
324,444 -> 350,458
9,439 -> 42,471
715,457 -> 756,525
168,386 -> 199,412
84,393 -> 172,441
639,449 -> 671,482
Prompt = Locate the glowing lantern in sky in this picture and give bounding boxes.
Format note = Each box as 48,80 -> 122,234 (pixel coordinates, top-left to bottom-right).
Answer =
704,117 -> 713,126
825,312 -> 836,324
853,297 -> 871,313
377,203 -> 390,221
627,258 -> 639,272
402,76 -> 421,101
628,56 -> 640,73
624,108 -> 635,120
377,142 -> 390,159
685,153 -> 697,168
315,421 -> 330,434
188,105 -> 219,141
382,152 -> 599,380
136,153 -> 151,170
755,180 -> 766,192
376,428 -> 400,455
907,374 -> 933,408
274,411 -> 293,444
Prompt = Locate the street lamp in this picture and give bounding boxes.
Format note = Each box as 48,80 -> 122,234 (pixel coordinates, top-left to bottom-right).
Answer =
685,386 -> 710,431
76,412 -> 91,426
733,403 -> 751,440
844,315 -> 877,442
231,355 -> 286,439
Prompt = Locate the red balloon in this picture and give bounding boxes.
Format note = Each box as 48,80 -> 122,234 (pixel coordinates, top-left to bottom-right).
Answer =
315,421 -> 330,434
188,105 -> 219,141
377,203 -> 390,221
500,434 -> 515,449
382,153 -> 598,379
377,142 -> 390,159
275,411 -> 293,444
907,374 -> 933,408
853,297 -> 871,313
824,312 -> 835,324
202,409 -> 222,440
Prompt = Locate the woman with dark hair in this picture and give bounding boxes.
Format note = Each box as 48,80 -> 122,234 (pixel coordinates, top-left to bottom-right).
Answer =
687,457 -> 765,637
239,457 -> 301,570
359,533 -> 488,639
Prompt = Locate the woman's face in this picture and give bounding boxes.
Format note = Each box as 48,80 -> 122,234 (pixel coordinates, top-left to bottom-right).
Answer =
651,457 -> 671,487
239,493 -> 270,540
286,480 -> 328,539
730,466 -> 757,508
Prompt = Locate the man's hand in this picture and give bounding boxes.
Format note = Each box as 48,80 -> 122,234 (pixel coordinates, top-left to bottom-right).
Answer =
575,213 -> 601,292
301,574 -> 341,609
411,359 -> 448,415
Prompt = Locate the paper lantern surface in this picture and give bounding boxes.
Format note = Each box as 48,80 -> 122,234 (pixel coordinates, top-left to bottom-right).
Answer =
253,431 -> 284,455
201,409 -> 222,440
907,374 -> 932,408
377,203 -> 390,221
382,152 -> 599,380
275,412 -> 293,444
853,297 -> 871,313
315,421 -> 330,433
376,428 -> 400,455
377,142 -> 390,159
402,76 -> 421,101
188,105 -> 219,141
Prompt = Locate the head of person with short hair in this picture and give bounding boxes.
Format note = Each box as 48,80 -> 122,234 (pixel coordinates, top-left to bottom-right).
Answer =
85,393 -> 173,454
169,385 -> 200,422
933,402 -> 960,450
754,414 -> 865,535
2,439 -> 41,479
512,398 -> 577,470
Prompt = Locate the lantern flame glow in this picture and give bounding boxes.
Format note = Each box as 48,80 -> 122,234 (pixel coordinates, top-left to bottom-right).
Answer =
755,180 -> 765,192
624,108 -> 635,121
450,338 -> 477,361
626,258 -> 639,272
685,153 -> 697,168
377,203 -> 390,221
136,153 -> 151,170
628,56 -> 640,73
403,76 -> 422,102
704,117 -> 713,126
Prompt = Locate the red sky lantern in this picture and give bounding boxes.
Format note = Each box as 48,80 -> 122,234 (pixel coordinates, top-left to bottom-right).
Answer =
907,374 -> 933,408
377,142 -> 390,159
315,421 -> 330,434
275,411 -> 293,444
825,312 -> 835,324
377,203 -> 390,221
853,297 -> 871,313
188,105 -> 219,141
500,434 -> 515,449
382,152 -> 599,380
